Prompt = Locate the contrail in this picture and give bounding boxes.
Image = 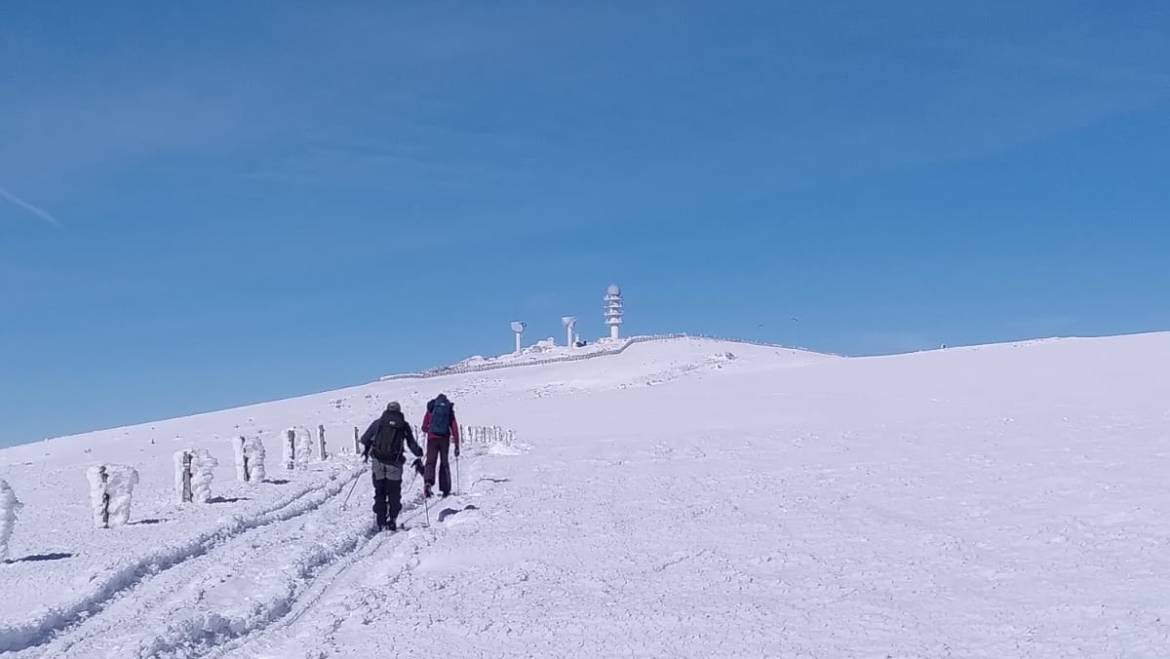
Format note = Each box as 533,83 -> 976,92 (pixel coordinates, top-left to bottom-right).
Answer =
0,185 -> 62,227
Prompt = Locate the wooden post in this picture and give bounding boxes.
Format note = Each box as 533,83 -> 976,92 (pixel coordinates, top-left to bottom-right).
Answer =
353,426 -> 360,454
286,429 -> 296,470
181,451 -> 194,503
239,437 -> 251,482
318,425 -> 327,461
99,466 -> 110,529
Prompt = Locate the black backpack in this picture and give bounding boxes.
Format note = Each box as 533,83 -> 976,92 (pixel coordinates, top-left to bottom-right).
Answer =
371,421 -> 403,462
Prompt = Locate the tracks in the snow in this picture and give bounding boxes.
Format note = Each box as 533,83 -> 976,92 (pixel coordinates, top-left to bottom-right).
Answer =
17,465 -> 464,659
5,467 -> 367,657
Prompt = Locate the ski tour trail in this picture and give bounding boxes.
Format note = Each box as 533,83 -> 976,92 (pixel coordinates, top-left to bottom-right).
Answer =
1,334 -> 1169,658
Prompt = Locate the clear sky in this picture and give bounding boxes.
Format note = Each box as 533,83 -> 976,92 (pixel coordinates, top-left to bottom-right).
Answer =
2,1 -> 1168,447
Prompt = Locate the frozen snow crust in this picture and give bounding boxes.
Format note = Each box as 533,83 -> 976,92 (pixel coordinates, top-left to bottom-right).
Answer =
1,333 -> 1169,657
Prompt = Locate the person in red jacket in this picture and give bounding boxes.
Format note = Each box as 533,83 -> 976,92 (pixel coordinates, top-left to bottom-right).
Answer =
421,393 -> 460,497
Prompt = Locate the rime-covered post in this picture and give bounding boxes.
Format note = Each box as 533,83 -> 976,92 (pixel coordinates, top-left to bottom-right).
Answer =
353,426 -> 360,454
179,451 -> 194,503
283,427 -> 312,470
0,480 -> 22,561
238,437 -> 251,482
317,425 -> 327,461
87,465 -> 139,528
234,436 -> 266,484
99,466 -> 110,527
285,429 -> 296,470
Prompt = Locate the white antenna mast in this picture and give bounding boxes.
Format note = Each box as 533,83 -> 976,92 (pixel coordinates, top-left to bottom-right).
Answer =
604,284 -> 623,340
510,321 -> 527,354
561,316 -> 578,348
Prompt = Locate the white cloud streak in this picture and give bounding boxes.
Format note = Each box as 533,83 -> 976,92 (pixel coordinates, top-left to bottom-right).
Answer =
0,185 -> 62,227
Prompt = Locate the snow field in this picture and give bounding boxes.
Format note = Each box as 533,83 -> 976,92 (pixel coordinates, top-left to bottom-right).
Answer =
3,335 -> 1167,657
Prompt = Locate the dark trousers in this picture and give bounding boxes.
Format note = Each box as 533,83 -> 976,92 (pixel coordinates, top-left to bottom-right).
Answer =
372,476 -> 402,527
424,436 -> 452,494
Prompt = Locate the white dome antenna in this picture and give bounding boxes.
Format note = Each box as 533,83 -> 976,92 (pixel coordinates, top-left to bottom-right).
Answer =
561,316 -> 578,348
510,321 -> 527,354
603,284 -> 623,340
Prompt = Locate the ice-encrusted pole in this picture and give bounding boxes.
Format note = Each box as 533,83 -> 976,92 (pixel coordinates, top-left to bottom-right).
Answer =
284,429 -> 296,470
175,451 -> 194,503
234,437 -> 250,483
234,436 -> 266,484
87,465 -> 139,528
353,426 -> 360,455
283,427 -> 312,470
0,479 -> 22,561
189,450 -> 218,503
317,425 -> 327,461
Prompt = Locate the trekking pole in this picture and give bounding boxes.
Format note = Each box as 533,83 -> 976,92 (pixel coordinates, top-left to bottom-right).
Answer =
422,478 -> 431,527
455,453 -> 461,496
341,468 -> 364,510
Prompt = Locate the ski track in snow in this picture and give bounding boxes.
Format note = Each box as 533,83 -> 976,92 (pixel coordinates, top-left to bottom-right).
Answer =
3,467 -> 367,656
11,453 -> 491,659
1,469 -> 368,655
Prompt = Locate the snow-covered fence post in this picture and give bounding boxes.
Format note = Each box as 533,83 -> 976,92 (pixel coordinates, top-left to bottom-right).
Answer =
190,450 -> 217,503
283,427 -> 312,471
86,465 -> 139,528
234,436 -> 266,484
0,480 -> 22,561
353,426 -> 360,454
285,429 -> 296,470
175,450 -> 194,503
234,437 -> 250,483
98,466 -> 109,527
317,425 -> 327,461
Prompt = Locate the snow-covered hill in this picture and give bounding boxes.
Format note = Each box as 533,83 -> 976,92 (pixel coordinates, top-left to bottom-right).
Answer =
2,334 -> 1169,657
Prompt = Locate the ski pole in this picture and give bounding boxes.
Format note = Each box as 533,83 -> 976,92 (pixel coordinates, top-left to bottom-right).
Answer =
455,452 -> 461,496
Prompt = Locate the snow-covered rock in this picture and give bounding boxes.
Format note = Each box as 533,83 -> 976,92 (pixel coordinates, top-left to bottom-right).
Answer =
0,480 -> 22,561
85,465 -> 139,528
233,436 -> 266,484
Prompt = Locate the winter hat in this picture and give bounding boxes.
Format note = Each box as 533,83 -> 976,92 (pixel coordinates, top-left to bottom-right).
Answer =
386,401 -> 401,413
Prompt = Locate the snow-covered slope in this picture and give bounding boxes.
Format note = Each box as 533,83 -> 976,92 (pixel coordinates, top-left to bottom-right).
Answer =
2,334 -> 1169,657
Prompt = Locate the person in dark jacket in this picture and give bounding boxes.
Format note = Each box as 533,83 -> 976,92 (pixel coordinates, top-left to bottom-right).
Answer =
360,402 -> 423,531
421,393 -> 461,498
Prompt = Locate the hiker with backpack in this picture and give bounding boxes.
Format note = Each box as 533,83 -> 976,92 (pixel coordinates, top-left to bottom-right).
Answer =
359,402 -> 424,531
421,393 -> 461,498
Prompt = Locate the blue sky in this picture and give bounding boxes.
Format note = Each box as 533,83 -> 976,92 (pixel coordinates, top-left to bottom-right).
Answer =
2,1 -> 1168,446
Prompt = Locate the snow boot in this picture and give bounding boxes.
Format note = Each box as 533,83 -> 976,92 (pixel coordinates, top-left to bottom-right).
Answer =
387,519 -> 397,532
